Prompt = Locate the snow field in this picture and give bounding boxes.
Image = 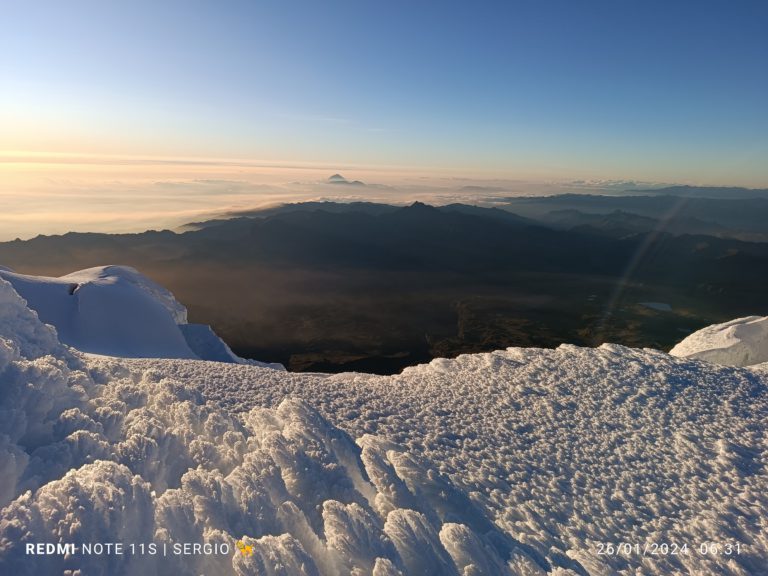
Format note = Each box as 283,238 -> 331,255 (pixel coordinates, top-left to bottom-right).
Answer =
138,345 -> 768,574
0,278 -> 543,575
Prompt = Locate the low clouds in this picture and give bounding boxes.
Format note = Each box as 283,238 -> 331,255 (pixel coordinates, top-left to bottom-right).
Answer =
565,179 -> 674,192
0,152 -> 685,240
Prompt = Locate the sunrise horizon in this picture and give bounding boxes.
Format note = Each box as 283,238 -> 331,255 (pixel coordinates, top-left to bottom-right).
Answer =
3,1 -> 767,240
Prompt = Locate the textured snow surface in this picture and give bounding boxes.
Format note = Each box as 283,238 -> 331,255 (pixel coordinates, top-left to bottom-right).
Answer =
1,277 -> 767,575
671,315 -> 768,367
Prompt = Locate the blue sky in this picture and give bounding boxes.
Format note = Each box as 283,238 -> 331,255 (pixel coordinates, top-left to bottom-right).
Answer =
0,0 -> 767,238
2,0 -> 766,177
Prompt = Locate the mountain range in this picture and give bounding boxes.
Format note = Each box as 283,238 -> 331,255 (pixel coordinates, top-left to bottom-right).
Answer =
1,196 -> 767,372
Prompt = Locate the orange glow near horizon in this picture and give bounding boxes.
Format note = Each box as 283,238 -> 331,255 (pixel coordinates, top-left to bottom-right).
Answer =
0,150 -> 546,241
2,149 -> 765,243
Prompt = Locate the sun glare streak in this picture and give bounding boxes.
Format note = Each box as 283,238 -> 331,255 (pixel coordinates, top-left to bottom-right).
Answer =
595,195 -> 693,342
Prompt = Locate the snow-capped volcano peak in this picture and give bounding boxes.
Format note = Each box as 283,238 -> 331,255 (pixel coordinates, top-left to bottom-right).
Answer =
327,173 -> 365,186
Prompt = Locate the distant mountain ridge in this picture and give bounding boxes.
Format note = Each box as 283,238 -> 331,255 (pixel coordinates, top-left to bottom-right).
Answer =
187,191 -> 768,241
500,194 -> 768,241
631,184 -> 768,198
2,199 -> 768,372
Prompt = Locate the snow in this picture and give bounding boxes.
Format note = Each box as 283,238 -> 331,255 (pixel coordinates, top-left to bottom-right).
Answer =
0,266 -> 282,368
0,275 -> 767,575
0,266 -> 196,359
670,315 -> 768,367
125,346 -> 768,575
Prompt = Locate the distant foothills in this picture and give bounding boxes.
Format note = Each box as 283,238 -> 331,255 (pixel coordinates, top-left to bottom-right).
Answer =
2,185 -> 768,373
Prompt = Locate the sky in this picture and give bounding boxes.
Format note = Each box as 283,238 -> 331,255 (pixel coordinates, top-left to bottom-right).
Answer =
1,0 -> 767,239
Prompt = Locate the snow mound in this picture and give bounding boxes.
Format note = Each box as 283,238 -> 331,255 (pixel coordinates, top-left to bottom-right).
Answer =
0,266 -> 281,368
64,265 -> 189,324
670,315 -> 768,366
0,266 -> 196,359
